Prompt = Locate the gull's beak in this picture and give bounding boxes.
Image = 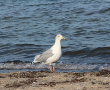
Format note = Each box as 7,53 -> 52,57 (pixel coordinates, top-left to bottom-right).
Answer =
62,37 -> 65,39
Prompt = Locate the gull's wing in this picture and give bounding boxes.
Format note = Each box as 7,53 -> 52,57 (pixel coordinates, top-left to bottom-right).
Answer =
33,49 -> 54,63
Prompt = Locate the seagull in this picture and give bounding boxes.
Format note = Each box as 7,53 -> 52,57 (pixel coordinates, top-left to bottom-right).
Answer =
32,34 -> 65,72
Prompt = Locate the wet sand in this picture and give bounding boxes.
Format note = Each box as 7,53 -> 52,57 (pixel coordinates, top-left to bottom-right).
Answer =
0,70 -> 110,90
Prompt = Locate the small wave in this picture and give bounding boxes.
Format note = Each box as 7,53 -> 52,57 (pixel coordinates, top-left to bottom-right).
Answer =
63,47 -> 110,56
90,47 -> 110,55
98,7 -> 110,13
63,48 -> 90,56
15,44 -> 35,47
86,7 -> 110,15
2,16 -> 13,19
3,60 -> 30,64
18,17 -> 31,19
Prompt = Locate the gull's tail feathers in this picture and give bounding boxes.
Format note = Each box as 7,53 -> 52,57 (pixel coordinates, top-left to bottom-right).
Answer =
32,55 -> 40,64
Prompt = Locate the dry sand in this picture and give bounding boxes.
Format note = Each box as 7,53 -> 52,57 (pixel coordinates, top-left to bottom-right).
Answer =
0,70 -> 110,90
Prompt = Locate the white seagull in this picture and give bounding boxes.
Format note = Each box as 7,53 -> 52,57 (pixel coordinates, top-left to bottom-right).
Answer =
32,34 -> 65,72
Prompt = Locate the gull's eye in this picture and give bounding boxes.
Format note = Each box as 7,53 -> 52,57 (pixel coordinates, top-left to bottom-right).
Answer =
57,35 -> 60,37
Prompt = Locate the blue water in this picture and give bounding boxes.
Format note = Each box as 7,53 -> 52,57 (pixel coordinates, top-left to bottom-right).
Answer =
0,0 -> 110,73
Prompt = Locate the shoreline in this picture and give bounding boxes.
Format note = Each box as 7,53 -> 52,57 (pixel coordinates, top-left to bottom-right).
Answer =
0,70 -> 110,90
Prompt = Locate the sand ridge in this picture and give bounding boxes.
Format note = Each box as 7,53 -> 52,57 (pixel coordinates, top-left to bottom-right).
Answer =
0,70 -> 110,90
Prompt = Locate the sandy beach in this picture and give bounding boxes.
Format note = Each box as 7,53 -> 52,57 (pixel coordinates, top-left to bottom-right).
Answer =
0,70 -> 110,90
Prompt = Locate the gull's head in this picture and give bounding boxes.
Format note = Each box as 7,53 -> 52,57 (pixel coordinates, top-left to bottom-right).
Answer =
56,34 -> 65,40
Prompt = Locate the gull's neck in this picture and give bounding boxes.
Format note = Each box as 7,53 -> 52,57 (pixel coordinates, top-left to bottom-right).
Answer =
51,39 -> 61,49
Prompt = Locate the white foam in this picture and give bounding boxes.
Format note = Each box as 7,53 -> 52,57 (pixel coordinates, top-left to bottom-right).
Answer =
0,62 -> 109,72
55,64 -> 97,70
99,64 -> 110,71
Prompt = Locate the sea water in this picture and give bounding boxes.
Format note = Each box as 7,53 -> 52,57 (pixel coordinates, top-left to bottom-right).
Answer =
0,0 -> 110,73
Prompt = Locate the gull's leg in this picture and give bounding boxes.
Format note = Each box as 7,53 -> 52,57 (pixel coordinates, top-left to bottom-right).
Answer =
52,66 -> 55,72
49,65 -> 55,72
49,65 -> 52,71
